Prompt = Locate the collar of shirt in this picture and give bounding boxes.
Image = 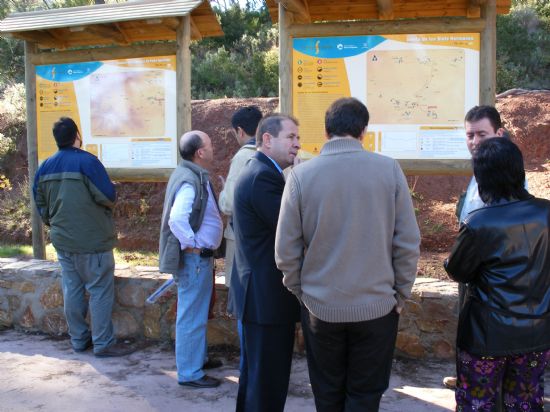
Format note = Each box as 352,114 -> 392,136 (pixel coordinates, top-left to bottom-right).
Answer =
264,154 -> 284,175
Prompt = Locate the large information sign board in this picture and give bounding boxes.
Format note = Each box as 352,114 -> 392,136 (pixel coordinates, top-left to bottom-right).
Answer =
36,56 -> 177,168
292,33 -> 479,159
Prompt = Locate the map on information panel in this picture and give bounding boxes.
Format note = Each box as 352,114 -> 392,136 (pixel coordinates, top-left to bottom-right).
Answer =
36,56 -> 177,169
292,34 -> 479,159
367,49 -> 465,124
90,71 -> 166,137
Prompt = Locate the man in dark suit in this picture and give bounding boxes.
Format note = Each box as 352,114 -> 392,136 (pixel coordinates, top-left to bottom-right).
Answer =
230,114 -> 301,412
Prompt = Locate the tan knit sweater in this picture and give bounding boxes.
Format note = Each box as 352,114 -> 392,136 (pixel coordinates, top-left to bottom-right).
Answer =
275,138 -> 420,323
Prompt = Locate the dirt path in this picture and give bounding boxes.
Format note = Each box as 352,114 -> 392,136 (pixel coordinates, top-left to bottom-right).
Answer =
0,329 -> 462,411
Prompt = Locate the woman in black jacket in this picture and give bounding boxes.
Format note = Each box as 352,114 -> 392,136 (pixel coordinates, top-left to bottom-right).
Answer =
445,138 -> 550,411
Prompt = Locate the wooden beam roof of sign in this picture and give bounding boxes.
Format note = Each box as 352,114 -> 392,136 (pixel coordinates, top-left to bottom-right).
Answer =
0,0 -> 223,50
266,0 -> 511,23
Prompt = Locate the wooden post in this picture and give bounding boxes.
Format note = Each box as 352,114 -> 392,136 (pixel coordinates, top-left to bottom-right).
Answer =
480,0 -> 497,105
279,3 -> 294,114
176,15 -> 192,161
24,41 -> 45,259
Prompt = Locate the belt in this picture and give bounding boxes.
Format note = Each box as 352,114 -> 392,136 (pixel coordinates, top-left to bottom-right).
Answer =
183,247 -> 214,258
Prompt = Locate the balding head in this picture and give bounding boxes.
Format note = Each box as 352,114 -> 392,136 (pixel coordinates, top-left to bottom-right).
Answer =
179,130 -> 213,168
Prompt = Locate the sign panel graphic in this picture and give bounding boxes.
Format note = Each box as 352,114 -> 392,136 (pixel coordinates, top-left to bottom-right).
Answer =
36,56 -> 177,168
292,34 -> 480,159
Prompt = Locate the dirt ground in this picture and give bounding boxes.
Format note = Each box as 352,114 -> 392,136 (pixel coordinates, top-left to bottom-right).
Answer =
0,329 -> 460,412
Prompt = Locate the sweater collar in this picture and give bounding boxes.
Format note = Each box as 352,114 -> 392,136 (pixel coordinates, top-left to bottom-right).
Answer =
320,138 -> 364,155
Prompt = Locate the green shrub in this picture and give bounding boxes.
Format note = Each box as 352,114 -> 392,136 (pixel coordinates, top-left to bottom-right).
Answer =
497,4 -> 550,92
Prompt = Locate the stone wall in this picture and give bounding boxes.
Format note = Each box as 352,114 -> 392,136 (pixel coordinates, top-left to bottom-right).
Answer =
0,258 -> 239,348
396,278 -> 458,359
0,258 -> 457,359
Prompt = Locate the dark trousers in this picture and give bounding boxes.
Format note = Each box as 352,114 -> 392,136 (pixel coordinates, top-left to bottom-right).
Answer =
236,321 -> 296,412
301,306 -> 399,412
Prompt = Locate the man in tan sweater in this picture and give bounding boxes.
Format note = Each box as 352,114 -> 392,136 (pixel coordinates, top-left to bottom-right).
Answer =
275,98 -> 420,411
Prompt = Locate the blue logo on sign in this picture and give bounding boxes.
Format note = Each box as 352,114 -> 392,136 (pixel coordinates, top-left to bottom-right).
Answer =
293,36 -> 386,58
36,62 -> 103,82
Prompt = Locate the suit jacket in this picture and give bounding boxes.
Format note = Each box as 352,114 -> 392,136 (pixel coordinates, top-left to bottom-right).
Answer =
230,151 -> 300,325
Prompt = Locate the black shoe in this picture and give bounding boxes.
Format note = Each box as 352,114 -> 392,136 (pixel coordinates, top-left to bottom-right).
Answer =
95,342 -> 136,358
178,375 -> 221,388
74,338 -> 93,353
203,358 -> 223,369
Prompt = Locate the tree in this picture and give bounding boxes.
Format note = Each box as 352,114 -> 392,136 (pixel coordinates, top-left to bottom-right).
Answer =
496,1 -> 550,91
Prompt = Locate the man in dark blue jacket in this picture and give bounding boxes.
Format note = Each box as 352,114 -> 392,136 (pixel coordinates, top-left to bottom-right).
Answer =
33,117 -> 134,357
231,114 -> 301,412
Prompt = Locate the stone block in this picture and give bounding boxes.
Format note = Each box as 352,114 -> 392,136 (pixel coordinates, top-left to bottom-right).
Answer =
117,284 -> 146,308
404,299 -> 422,315
0,279 -> 13,289
20,305 -> 35,328
42,313 -> 68,335
0,309 -> 13,327
396,332 -> 425,358
432,339 -> 454,359
144,304 -> 161,339
8,296 -> 21,311
417,318 -> 450,333
294,324 -> 305,354
112,311 -> 139,338
397,316 -> 415,332
421,300 -> 453,320
40,283 -> 64,309
207,318 -> 239,346
163,300 -> 177,323
17,282 -> 36,294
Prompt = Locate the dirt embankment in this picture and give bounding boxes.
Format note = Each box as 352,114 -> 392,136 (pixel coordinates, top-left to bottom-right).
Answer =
2,93 -> 549,279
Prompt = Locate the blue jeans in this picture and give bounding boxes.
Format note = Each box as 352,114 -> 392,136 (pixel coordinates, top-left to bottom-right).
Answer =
174,252 -> 213,382
56,250 -> 115,353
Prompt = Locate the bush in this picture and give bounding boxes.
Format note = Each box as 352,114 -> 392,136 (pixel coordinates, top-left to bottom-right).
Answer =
0,83 -> 26,165
0,176 -> 32,243
497,4 -> 550,92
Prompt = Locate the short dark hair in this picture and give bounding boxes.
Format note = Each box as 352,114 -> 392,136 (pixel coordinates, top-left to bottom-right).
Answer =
325,98 -> 370,139
179,133 -> 203,161
473,138 -> 529,204
256,114 -> 298,147
231,106 -> 263,137
53,117 -> 79,148
465,105 -> 503,132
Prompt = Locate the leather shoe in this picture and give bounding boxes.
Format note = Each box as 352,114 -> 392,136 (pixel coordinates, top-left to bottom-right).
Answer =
95,342 -> 136,358
73,338 -> 93,353
178,375 -> 221,388
203,358 -> 222,369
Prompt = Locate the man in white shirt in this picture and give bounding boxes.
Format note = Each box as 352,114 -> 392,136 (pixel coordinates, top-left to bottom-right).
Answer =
444,105 -> 511,390
159,130 -> 223,389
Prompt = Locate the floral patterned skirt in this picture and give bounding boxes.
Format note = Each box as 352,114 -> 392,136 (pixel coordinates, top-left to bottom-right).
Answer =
455,348 -> 550,411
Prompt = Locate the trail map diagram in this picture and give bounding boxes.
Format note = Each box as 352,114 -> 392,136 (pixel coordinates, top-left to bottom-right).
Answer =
90,71 -> 165,137
367,49 -> 465,124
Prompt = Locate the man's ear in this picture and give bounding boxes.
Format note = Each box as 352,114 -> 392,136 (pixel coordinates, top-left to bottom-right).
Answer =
496,127 -> 505,137
262,132 -> 272,148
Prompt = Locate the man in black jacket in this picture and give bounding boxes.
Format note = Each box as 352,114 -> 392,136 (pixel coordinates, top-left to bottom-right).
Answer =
230,114 -> 301,412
